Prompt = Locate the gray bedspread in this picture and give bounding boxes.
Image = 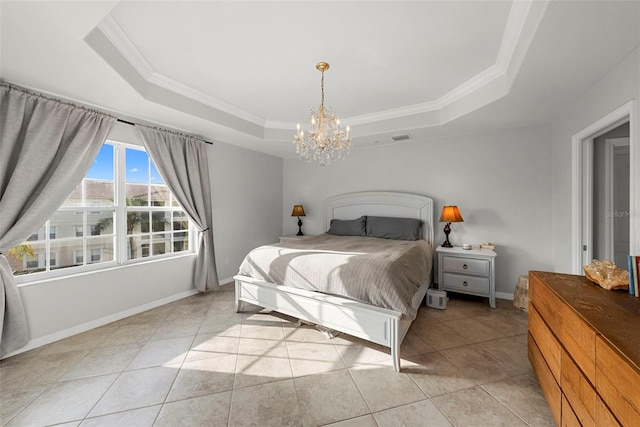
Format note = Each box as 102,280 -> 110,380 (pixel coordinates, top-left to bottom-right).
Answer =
237,234 -> 433,320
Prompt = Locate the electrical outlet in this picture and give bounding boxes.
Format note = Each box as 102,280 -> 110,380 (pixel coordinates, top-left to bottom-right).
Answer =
224,257 -> 230,265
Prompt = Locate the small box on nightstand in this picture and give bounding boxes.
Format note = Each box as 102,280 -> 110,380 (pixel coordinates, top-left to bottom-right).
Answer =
426,288 -> 447,309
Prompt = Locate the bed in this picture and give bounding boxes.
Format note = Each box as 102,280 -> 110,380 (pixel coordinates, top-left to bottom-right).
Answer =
233,191 -> 434,372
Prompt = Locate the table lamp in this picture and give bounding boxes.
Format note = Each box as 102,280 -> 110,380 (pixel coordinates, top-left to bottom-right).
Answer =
439,205 -> 463,247
291,205 -> 306,236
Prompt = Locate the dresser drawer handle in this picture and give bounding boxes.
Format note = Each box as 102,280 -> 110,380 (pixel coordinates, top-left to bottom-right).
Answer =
463,281 -> 468,287
463,264 -> 468,270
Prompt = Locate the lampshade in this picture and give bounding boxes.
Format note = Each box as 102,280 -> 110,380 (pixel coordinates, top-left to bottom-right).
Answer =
440,206 -> 463,223
291,205 -> 306,217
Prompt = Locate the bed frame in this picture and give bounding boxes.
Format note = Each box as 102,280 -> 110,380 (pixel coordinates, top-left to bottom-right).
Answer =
233,191 -> 434,372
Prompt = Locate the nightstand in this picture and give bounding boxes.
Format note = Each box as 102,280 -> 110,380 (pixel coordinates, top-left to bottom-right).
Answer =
279,235 -> 314,243
436,245 -> 497,308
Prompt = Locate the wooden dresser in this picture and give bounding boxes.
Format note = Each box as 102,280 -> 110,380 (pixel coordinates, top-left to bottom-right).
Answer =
528,271 -> 640,426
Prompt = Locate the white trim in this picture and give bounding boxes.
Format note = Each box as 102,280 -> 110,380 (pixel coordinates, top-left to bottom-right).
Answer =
97,15 -> 265,127
495,291 -> 514,301
96,2 -> 545,134
1,289 -> 199,360
571,100 -> 636,274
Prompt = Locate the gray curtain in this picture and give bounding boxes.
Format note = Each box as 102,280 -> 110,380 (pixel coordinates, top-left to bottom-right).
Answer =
0,82 -> 115,357
135,125 -> 219,292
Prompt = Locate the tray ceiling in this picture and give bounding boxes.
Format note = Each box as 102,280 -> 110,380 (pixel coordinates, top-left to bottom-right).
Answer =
1,1 -> 639,157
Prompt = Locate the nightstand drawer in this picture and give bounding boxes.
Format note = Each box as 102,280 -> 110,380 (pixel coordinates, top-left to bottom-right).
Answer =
442,272 -> 490,293
442,256 -> 489,276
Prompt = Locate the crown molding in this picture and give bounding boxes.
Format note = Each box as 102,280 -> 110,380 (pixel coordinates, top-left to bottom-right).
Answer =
97,15 -> 266,127
94,0 -> 547,139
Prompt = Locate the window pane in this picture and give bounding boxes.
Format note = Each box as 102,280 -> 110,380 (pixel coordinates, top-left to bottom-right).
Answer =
150,162 -> 164,184
174,232 -> 189,252
152,211 -> 170,232
86,144 -> 114,181
152,233 -> 169,256
50,211 -> 83,239
86,180 -> 114,207
88,211 -> 114,236
126,149 -> 149,183
150,185 -> 170,206
128,235 -> 150,260
127,211 -> 149,234
125,184 -> 149,206
26,226 -> 45,242
87,236 -> 114,264
50,239 -> 84,270
62,182 -> 83,207
173,211 -> 189,231
6,242 -> 43,275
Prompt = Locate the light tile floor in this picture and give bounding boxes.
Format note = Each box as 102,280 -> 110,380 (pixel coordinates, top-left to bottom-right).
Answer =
0,286 -> 555,426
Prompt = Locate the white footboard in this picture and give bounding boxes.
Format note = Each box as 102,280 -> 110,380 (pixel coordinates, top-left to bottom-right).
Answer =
234,275 -> 405,371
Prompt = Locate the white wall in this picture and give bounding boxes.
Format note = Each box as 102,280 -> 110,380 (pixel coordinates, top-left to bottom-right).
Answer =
15,122 -> 283,351
283,125 -> 553,296
550,47 -> 640,272
209,141 -> 283,281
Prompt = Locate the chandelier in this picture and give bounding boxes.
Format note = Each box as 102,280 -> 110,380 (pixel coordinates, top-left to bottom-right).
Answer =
294,62 -> 351,166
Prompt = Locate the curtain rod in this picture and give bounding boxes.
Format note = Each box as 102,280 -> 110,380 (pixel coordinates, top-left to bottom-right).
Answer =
117,118 -> 213,145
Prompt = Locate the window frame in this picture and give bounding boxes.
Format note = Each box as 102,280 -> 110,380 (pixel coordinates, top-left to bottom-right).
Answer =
13,141 -> 195,284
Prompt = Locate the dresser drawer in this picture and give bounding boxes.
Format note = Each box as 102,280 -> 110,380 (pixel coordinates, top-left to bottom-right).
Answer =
441,256 -> 489,276
562,395 -> 581,427
529,273 -> 563,334
442,273 -> 490,294
529,304 -> 561,383
562,349 -> 596,426
529,333 -> 561,426
561,303 -> 595,384
596,397 -> 621,426
596,336 -> 640,427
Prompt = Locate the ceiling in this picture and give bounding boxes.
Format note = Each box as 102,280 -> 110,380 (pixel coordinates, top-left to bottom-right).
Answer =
1,1 -> 639,158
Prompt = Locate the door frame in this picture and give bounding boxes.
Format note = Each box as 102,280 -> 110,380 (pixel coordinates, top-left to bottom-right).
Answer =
571,100 -> 637,274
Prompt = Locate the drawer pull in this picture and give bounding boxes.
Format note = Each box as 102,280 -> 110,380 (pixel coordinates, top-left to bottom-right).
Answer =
463,264 -> 468,270
463,281 -> 468,287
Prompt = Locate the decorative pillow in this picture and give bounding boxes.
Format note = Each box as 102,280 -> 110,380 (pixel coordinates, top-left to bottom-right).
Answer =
366,216 -> 422,241
327,216 -> 367,236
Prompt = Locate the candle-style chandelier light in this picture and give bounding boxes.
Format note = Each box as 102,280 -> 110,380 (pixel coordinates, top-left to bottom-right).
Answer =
293,62 -> 351,166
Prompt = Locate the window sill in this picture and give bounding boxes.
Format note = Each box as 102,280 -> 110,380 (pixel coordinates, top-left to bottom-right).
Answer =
15,252 -> 197,288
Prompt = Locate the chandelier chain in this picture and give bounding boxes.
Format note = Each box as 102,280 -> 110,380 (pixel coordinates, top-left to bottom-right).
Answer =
320,70 -> 325,109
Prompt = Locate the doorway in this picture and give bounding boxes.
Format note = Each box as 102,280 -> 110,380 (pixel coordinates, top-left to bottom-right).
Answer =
593,130 -> 630,268
571,101 -> 637,274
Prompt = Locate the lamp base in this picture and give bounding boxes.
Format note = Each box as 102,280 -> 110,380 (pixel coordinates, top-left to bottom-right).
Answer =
442,222 -> 453,247
297,217 -> 304,236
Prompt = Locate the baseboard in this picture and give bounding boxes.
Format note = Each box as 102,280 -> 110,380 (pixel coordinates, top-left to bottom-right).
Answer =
219,277 -> 235,287
496,291 -> 514,301
2,289 -> 199,359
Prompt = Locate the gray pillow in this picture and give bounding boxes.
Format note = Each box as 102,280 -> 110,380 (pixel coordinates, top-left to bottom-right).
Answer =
366,216 -> 422,241
327,216 -> 367,236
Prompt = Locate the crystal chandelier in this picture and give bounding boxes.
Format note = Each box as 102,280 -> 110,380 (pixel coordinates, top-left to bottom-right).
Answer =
294,62 -> 351,166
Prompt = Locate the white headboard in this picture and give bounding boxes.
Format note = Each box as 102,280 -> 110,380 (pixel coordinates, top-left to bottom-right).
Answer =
325,191 -> 434,247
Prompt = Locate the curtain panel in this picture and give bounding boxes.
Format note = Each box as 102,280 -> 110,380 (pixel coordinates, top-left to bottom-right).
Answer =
135,125 -> 219,292
0,82 -> 115,357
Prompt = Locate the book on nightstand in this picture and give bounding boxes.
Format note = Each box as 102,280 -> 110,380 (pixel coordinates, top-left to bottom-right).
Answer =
479,242 -> 495,251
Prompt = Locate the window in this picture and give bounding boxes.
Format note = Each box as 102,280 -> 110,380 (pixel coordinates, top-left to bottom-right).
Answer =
8,142 -> 193,279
